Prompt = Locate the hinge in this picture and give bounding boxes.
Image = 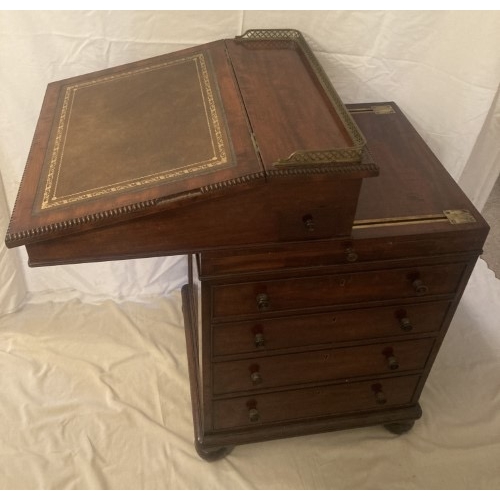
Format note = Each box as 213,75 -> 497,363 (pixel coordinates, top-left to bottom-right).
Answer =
349,104 -> 395,115
372,104 -> 395,114
354,210 -> 479,229
444,209 -> 477,224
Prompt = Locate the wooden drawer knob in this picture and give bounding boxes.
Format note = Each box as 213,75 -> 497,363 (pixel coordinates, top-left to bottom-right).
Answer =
387,355 -> 399,370
396,309 -> 413,332
254,332 -> 265,348
248,408 -> 260,422
250,371 -> 263,385
256,293 -> 270,311
372,383 -> 387,405
252,325 -> 266,348
383,347 -> 400,370
412,278 -> 428,295
247,400 -> 260,422
249,364 -> 263,385
302,214 -> 315,232
399,316 -> 413,332
345,247 -> 358,262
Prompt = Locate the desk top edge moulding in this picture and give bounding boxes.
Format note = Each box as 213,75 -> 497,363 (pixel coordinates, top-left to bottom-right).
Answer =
5,28 -> 376,252
4,29 -> 489,460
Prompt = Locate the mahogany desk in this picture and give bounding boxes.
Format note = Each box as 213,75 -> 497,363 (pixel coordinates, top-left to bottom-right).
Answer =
5,30 -> 489,460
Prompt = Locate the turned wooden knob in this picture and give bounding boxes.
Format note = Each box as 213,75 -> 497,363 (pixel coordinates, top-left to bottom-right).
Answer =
387,355 -> 399,370
249,364 -> 263,385
252,325 -> 266,348
383,347 -> 399,370
395,309 -> 413,332
372,383 -> 387,405
412,278 -> 428,295
399,316 -> 413,332
256,293 -> 270,311
345,247 -> 358,262
302,214 -> 315,232
250,371 -> 262,385
248,408 -> 260,422
247,400 -> 260,422
254,332 -> 265,348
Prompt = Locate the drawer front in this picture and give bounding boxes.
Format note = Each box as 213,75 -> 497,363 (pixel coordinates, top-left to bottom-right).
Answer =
212,337 -> 434,395
200,236 -> 481,277
212,375 -> 420,430
276,205 -> 355,241
212,301 -> 450,356
212,263 -> 465,318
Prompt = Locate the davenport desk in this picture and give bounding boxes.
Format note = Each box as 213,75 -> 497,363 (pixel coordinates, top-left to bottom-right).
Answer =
5,30 -> 489,460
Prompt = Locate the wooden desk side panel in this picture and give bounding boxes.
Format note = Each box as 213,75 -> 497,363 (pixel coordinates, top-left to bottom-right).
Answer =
25,177 -> 361,266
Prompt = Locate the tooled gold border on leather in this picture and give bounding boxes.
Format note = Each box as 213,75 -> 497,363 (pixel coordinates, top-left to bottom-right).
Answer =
40,52 -> 229,210
235,29 -> 367,167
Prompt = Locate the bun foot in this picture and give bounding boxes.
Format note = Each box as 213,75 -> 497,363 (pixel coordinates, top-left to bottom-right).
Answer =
384,420 -> 416,435
195,441 -> 234,461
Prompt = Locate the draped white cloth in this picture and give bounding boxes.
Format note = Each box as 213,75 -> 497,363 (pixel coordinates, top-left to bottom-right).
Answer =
0,11 -> 500,489
0,259 -> 499,489
0,174 -> 26,315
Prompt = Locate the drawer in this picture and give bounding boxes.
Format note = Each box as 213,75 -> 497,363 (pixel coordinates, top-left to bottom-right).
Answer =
276,205 -> 354,241
212,301 -> 450,356
212,337 -> 434,395
200,235 -> 481,277
212,374 -> 420,430
212,262 -> 465,318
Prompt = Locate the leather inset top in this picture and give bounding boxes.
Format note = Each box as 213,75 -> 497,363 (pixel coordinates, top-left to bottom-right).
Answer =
36,51 -> 233,211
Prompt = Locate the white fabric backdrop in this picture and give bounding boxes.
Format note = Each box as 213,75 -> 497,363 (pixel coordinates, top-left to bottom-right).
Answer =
1,11 -> 499,312
0,173 -> 26,314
